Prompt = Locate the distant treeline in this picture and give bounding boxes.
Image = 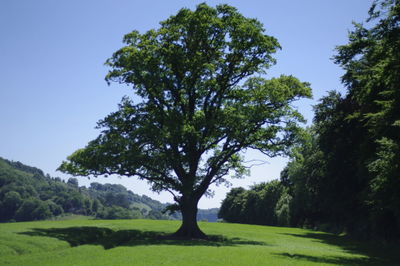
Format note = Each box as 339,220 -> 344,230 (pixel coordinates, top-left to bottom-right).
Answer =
0,157 -> 217,222
219,0 -> 400,241
219,180 -> 289,227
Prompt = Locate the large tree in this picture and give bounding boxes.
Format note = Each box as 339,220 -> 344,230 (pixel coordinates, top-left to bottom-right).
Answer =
59,3 -> 311,238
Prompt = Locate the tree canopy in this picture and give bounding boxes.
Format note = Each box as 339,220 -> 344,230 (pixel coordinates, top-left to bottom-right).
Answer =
59,3 -> 311,238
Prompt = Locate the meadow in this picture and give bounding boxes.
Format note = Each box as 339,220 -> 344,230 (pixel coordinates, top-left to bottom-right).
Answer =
0,218 -> 398,266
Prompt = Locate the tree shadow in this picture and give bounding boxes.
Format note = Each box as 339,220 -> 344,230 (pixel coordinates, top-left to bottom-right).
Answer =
276,232 -> 400,265
20,226 -> 268,249
275,252 -> 373,265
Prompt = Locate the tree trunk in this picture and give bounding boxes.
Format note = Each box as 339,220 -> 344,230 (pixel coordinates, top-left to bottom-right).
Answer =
172,197 -> 207,239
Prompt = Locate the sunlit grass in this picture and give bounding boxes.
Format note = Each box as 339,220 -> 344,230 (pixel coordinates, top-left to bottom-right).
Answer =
0,219 -> 398,265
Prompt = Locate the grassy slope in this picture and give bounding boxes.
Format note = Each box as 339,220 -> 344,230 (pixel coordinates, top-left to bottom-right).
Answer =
0,219 -> 398,266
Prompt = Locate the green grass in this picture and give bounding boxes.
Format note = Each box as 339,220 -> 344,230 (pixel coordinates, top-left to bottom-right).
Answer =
0,219 -> 398,265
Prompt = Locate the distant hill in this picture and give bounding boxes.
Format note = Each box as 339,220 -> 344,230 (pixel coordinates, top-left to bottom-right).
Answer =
0,157 -> 218,222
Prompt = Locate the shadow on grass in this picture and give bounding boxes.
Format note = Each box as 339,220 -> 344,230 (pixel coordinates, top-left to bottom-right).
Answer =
275,252 -> 373,265
20,227 -> 268,249
276,232 -> 400,265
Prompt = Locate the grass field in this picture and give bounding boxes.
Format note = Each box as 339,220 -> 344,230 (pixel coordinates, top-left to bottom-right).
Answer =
0,218 -> 399,266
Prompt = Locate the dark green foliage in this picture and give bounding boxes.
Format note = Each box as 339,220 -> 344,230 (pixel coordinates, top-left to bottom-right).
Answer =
1,191 -> 23,220
219,180 -> 286,226
275,0 -> 400,240
326,0 -> 399,239
219,2 -> 399,240
67,178 -> 79,187
46,200 -> 64,216
15,198 -> 52,221
279,128 -> 328,229
218,187 -> 246,223
274,190 -> 292,226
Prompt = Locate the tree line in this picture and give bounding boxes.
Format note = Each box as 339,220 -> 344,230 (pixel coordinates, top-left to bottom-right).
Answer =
0,157 -> 217,222
219,0 -> 400,241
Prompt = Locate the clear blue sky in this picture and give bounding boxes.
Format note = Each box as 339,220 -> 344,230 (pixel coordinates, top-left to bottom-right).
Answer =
0,0 -> 372,208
